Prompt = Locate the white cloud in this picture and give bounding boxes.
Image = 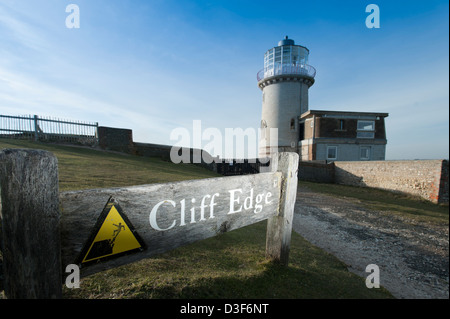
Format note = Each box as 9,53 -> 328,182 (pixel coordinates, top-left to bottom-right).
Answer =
0,65 -> 173,140
0,4 -> 52,53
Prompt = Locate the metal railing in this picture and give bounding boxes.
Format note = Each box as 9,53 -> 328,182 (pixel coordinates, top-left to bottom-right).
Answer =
0,114 -> 99,145
257,64 -> 316,82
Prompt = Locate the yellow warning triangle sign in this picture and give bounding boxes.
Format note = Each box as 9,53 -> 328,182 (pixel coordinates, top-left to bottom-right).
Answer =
77,198 -> 145,266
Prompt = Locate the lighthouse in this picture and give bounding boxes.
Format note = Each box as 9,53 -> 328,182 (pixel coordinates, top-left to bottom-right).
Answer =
257,36 -> 316,157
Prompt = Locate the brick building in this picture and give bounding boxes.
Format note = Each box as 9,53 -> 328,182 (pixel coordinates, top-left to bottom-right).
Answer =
299,110 -> 389,161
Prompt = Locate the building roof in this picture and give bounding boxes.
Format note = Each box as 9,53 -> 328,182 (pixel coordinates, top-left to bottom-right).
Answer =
301,109 -> 389,119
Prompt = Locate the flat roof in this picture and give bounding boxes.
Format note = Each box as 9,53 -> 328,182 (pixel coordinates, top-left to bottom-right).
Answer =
300,109 -> 389,119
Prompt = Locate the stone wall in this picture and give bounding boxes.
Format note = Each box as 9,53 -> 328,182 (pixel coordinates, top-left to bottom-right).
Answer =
98,126 -> 134,154
298,161 -> 335,183
438,160 -> 449,203
133,142 -> 172,160
334,160 -> 449,204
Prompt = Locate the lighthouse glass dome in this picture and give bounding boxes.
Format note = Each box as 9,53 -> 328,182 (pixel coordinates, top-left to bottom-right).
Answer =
258,37 -> 316,81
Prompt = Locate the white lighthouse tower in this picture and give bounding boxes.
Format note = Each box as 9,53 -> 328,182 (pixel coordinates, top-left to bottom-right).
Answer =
257,36 -> 316,157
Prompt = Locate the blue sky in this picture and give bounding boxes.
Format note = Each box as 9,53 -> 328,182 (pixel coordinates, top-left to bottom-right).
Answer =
0,0 -> 448,159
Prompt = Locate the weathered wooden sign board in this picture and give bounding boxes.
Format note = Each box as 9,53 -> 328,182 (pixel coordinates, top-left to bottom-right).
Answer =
0,149 -> 299,299
60,171 -> 282,276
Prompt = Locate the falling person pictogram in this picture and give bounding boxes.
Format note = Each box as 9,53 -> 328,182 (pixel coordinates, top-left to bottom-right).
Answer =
79,200 -> 145,265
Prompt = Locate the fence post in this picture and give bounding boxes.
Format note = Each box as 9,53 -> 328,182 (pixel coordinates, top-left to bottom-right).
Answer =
265,152 -> 299,266
0,149 -> 62,299
33,115 -> 39,141
95,122 -> 99,145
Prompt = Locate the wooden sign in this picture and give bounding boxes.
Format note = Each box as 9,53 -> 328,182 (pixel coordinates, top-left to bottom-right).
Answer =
60,171 -> 282,276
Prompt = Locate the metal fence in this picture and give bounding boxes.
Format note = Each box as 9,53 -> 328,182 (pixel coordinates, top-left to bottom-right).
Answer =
0,114 -> 99,145
215,158 -> 271,176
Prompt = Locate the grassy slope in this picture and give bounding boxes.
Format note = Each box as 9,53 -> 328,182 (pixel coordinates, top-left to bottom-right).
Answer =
0,139 -> 394,299
0,139 -> 219,191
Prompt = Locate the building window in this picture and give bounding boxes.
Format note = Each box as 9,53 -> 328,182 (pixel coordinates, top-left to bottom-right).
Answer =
360,146 -> 371,160
339,120 -> 345,130
327,146 -> 338,160
261,120 -> 267,139
357,120 -> 375,138
261,120 -> 267,129
290,118 -> 296,131
357,120 -> 375,130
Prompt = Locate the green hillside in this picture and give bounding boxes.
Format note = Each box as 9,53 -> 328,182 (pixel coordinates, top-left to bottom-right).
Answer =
0,139 -> 220,191
0,138 -> 393,299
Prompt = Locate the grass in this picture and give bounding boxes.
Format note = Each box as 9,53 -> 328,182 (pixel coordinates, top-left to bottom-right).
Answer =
0,138 -> 394,299
0,139 -> 220,191
299,181 -> 449,226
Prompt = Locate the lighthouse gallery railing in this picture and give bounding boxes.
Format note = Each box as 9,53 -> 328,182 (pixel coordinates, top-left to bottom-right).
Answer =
257,64 -> 316,82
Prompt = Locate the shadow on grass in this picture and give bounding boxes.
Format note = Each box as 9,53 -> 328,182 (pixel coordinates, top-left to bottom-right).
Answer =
140,260 -> 393,299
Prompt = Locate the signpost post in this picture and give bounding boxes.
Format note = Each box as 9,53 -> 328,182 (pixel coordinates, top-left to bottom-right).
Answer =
0,149 -> 62,299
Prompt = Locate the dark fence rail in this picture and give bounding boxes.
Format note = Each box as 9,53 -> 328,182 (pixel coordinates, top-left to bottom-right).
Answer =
215,158 -> 271,176
0,114 -> 98,146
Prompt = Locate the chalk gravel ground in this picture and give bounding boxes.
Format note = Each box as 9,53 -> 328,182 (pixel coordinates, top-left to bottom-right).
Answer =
292,187 -> 449,299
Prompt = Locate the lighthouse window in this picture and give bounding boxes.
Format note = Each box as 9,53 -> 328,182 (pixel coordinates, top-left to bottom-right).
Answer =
261,120 -> 267,129
290,118 -> 296,131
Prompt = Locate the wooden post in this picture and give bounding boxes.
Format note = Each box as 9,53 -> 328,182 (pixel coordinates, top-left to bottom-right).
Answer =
0,149 -> 62,299
266,152 -> 299,266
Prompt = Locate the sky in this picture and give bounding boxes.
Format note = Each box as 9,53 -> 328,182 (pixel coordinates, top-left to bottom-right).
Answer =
0,0 -> 448,160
